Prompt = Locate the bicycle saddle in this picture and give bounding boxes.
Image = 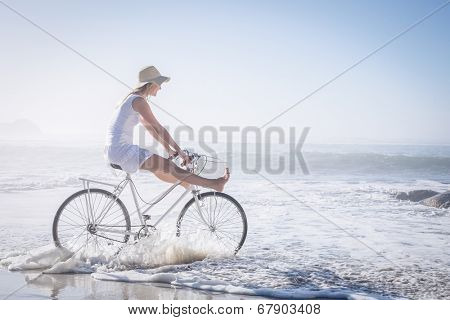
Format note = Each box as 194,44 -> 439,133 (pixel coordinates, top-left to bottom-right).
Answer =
110,163 -> 123,170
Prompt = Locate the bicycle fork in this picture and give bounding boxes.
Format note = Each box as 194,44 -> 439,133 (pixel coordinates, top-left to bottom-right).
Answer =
192,188 -> 210,227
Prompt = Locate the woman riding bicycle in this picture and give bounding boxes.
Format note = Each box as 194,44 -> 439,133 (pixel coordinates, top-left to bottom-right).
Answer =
105,66 -> 229,192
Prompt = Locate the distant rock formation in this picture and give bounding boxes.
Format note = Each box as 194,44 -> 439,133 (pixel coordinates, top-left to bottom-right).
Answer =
395,189 -> 449,209
0,119 -> 42,138
394,190 -> 439,202
421,192 -> 450,209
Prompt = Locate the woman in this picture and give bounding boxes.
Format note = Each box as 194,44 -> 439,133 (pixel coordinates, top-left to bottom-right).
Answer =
105,66 -> 229,192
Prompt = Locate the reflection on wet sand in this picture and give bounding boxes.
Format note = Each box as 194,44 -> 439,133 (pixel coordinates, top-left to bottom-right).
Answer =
1,269 -> 263,300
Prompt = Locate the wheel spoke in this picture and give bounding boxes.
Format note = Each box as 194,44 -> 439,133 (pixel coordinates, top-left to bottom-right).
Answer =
214,231 -> 238,251
101,206 -> 126,225
215,214 -> 242,228
71,198 -> 88,223
54,190 -> 130,254
178,194 -> 246,254
76,195 -> 89,224
63,205 -> 87,224
58,225 -> 83,233
184,208 -> 210,226
59,216 -> 84,227
95,196 -> 118,225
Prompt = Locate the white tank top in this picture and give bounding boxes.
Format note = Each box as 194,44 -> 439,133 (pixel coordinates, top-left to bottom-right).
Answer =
105,94 -> 142,146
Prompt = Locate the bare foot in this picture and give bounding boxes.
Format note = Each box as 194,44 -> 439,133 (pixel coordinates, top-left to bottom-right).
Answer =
213,168 -> 230,192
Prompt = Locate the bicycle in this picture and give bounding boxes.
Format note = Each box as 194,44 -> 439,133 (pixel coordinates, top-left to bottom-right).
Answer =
52,150 -> 247,257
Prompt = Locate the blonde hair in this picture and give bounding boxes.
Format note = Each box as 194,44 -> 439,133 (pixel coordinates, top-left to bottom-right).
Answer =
131,82 -> 151,95
116,83 -> 151,106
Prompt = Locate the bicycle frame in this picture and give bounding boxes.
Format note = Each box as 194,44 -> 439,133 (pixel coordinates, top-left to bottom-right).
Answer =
79,173 -> 210,239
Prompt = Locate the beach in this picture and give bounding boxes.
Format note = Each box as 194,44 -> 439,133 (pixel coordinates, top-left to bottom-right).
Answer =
0,269 -> 269,300
1,141 -> 449,299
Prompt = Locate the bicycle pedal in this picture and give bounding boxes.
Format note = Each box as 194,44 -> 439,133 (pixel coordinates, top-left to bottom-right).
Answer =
143,214 -> 151,221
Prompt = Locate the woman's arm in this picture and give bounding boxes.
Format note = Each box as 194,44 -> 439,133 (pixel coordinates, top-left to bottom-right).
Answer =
140,116 -> 173,153
132,97 -> 183,154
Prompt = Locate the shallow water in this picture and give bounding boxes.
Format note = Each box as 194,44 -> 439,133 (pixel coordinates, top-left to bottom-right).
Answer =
0,141 -> 449,299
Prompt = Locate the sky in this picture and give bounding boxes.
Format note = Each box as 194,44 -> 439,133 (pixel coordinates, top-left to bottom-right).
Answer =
0,0 -> 449,144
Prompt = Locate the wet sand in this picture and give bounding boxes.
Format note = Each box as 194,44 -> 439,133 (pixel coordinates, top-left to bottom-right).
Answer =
0,188 -> 265,300
0,268 -> 266,300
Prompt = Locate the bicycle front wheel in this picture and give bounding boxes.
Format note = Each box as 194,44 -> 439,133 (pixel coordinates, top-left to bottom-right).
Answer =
52,188 -> 131,254
176,191 -> 247,255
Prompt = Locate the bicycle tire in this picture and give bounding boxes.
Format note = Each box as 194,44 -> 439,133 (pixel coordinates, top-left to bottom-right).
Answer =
52,188 -> 131,253
176,191 -> 247,255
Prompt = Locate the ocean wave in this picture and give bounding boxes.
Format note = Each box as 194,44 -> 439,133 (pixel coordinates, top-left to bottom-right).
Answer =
0,173 -> 124,192
282,152 -> 450,174
0,176 -> 81,192
1,152 -> 450,192
0,242 -> 382,300
91,269 -> 380,300
0,232 -> 227,273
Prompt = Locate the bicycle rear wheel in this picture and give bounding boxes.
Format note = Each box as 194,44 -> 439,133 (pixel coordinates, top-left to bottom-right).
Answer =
176,191 -> 247,255
52,188 -> 131,254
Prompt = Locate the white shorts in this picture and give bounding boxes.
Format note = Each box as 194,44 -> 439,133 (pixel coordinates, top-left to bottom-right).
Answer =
105,144 -> 153,173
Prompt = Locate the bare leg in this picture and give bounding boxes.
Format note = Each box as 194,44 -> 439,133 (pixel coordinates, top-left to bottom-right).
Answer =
152,169 -> 190,189
140,155 -> 229,192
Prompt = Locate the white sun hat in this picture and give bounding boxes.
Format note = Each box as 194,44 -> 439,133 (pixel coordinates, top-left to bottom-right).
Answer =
135,66 -> 170,88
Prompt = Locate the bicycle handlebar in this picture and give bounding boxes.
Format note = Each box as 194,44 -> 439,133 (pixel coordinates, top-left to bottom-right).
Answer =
168,151 -> 178,161
169,149 -> 228,175
168,149 -> 201,162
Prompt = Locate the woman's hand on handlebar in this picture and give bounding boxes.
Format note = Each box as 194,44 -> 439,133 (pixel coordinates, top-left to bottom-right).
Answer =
178,150 -> 191,166
168,149 -> 178,160
168,148 -> 191,166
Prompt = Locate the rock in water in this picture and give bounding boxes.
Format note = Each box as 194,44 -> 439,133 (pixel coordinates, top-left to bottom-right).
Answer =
421,192 -> 450,209
395,192 -> 408,200
406,190 -> 439,202
395,190 -> 439,202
